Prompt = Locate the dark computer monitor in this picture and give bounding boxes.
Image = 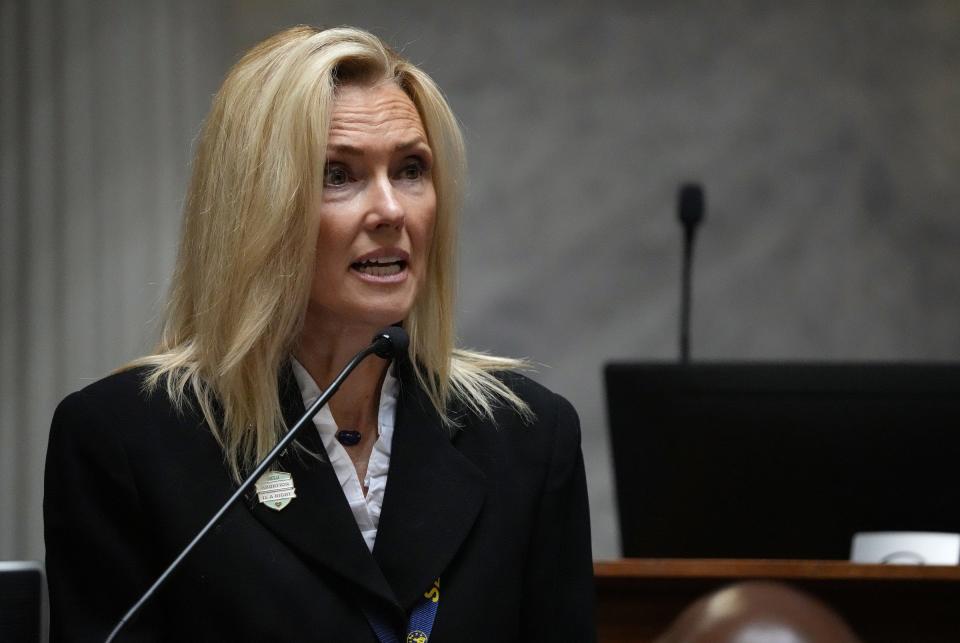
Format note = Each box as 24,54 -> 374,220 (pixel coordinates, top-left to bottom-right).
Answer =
605,362 -> 960,559
0,561 -> 44,643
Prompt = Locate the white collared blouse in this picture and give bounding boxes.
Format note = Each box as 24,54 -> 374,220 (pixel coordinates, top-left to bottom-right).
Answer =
290,358 -> 398,552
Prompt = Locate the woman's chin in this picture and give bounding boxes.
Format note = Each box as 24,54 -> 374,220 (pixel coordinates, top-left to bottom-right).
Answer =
305,271 -> 420,337
327,301 -> 413,335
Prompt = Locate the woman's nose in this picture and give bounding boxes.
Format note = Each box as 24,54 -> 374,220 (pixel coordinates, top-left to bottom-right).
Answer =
365,175 -> 405,230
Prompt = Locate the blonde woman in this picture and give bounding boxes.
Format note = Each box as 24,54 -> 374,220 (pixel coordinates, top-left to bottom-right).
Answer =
44,26 -> 594,641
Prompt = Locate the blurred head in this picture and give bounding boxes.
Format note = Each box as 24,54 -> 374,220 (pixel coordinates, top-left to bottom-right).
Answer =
656,582 -> 861,643
151,26 -> 468,478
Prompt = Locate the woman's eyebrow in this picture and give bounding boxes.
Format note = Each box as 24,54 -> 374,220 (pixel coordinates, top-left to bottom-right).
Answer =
394,138 -> 431,153
326,143 -> 365,156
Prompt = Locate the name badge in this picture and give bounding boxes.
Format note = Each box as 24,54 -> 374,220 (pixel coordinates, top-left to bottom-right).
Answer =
255,471 -> 296,511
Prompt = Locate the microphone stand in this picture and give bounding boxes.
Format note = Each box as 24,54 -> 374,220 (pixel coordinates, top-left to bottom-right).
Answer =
680,228 -> 694,363
105,332 -> 400,642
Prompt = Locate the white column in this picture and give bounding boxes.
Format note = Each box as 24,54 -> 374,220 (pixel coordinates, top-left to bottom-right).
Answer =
0,0 -> 229,561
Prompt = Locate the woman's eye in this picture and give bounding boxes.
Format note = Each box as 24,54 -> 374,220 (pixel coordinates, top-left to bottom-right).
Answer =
324,164 -> 349,187
399,158 -> 426,180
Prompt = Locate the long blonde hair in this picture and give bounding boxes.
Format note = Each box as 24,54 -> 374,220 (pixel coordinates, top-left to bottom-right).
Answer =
131,26 -> 531,480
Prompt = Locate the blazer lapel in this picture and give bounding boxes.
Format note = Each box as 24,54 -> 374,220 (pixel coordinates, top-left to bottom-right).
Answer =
246,364 -> 401,614
373,359 -> 487,610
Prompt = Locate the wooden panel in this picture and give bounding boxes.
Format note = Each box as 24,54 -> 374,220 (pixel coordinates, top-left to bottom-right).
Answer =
595,559 -> 960,643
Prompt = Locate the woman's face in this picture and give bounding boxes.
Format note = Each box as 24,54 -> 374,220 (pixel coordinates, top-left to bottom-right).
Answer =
307,82 -> 436,336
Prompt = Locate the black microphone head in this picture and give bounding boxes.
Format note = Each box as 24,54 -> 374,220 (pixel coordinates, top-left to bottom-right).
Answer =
678,183 -> 705,228
371,326 -> 409,358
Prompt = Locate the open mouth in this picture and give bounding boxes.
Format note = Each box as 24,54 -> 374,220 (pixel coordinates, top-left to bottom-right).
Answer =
350,256 -> 408,277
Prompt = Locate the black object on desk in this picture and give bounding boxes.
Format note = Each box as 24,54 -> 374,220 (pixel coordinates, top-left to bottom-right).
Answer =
0,561 -> 44,643
605,362 -> 960,559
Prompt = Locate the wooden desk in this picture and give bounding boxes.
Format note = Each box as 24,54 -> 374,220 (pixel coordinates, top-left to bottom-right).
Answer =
594,559 -> 960,642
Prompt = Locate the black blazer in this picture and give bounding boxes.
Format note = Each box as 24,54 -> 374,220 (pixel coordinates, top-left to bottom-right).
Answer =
44,358 -> 595,642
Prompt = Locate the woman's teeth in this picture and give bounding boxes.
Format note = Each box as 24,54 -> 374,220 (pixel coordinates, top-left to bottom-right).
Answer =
352,257 -> 405,276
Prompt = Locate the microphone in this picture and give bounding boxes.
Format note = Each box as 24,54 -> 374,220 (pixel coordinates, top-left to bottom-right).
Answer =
677,183 -> 705,363
105,326 -> 409,642
371,325 -> 409,358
